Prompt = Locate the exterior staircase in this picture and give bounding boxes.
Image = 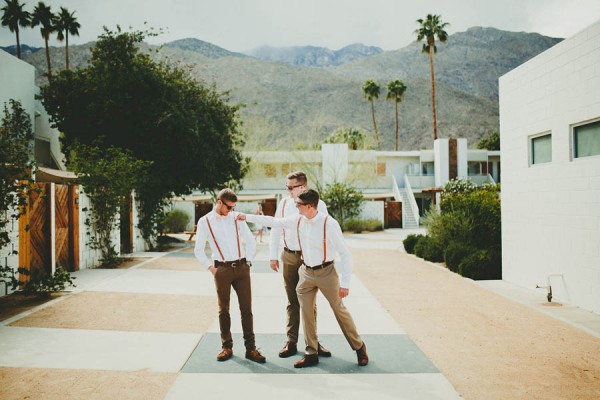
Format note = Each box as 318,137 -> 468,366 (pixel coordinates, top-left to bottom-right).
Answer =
399,188 -> 420,229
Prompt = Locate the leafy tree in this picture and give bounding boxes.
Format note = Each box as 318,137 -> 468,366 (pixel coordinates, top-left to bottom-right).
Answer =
1,0 -> 31,59
55,6 -> 79,70
386,79 -> 407,151
39,27 -> 247,246
361,79 -> 381,150
477,131 -> 500,150
415,14 -> 449,141
319,181 -> 364,227
323,127 -> 366,150
0,100 -> 35,289
69,142 -> 151,266
31,1 -> 55,78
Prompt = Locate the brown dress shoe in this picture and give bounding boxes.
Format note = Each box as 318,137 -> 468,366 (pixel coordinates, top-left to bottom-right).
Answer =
317,342 -> 332,357
294,354 -> 319,368
278,342 -> 298,358
356,342 -> 368,366
217,348 -> 233,361
245,349 -> 266,363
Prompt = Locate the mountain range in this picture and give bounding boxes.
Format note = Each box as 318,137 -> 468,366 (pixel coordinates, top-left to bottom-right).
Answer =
2,27 -> 562,150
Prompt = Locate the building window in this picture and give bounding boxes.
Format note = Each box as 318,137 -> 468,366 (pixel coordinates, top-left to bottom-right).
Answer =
263,164 -> 277,177
573,120 -> 600,159
530,133 -> 552,165
421,162 -> 434,176
376,162 -> 386,176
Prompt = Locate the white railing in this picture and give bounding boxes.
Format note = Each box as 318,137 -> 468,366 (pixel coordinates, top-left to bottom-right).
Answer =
391,175 -> 402,201
487,174 -> 496,184
403,175 -> 421,227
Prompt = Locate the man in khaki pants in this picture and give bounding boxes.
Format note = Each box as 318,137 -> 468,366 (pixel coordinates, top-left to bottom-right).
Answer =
241,189 -> 368,368
269,171 -> 331,358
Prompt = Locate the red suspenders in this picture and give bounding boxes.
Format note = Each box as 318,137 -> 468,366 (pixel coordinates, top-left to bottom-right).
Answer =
205,214 -> 241,261
296,215 -> 328,265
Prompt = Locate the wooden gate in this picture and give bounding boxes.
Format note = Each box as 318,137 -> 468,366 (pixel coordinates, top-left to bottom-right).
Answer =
385,201 -> 402,229
19,183 -> 80,281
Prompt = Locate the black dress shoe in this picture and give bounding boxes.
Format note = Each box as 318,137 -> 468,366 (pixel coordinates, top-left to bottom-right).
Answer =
356,342 -> 368,366
294,354 -> 319,368
278,342 -> 298,358
317,342 -> 332,357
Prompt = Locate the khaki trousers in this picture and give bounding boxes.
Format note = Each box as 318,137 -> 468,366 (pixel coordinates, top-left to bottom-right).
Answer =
297,263 -> 363,355
214,262 -> 255,351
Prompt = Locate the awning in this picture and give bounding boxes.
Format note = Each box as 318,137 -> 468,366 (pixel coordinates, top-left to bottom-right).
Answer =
172,194 -> 277,202
362,192 -> 396,200
35,167 -> 77,183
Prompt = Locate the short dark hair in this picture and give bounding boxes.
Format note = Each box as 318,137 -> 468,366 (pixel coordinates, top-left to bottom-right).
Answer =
217,188 -> 237,203
297,188 -> 319,208
286,171 -> 307,186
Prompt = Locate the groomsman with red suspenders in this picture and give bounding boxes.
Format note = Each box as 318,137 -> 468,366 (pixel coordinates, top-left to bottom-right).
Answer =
241,188 -> 368,368
194,188 -> 266,363
269,171 -> 331,359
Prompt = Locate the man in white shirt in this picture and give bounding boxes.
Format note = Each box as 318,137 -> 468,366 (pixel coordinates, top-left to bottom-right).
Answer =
241,188 -> 368,368
269,171 -> 331,359
194,188 -> 266,364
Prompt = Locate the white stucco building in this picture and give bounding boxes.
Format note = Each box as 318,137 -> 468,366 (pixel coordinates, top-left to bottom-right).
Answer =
499,20 -> 600,314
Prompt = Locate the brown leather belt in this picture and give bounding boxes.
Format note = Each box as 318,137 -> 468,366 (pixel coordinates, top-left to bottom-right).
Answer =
283,247 -> 302,255
304,261 -> 333,270
214,258 -> 247,268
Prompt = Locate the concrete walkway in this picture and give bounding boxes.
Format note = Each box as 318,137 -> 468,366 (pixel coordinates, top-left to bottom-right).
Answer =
0,229 -> 599,399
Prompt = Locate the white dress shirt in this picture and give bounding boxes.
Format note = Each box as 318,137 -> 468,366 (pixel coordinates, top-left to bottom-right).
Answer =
269,198 -> 328,260
247,211 -> 352,288
194,210 -> 256,269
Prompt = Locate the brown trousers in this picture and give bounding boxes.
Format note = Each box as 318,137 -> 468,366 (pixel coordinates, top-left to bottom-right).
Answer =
214,262 -> 255,351
297,263 -> 363,355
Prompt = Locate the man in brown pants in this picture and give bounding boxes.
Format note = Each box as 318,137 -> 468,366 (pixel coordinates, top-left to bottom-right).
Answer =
194,188 -> 266,363
242,189 -> 368,368
269,171 -> 331,358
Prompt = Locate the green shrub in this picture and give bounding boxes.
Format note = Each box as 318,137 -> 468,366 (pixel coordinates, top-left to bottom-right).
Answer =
162,209 -> 191,233
414,235 -> 444,262
17,267 -> 76,298
403,234 -> 423,254
458,248 -> 502,280
343,218 -> 383,233
444,241 -> 476,273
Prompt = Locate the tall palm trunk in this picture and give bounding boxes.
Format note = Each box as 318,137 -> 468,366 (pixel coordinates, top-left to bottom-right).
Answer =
370,101 -> 380,149
44,35 -> 52,79
429,46 -> 437,141
65,32 -> 69,69
394,100 -> 399,151
15,26 -> 22,59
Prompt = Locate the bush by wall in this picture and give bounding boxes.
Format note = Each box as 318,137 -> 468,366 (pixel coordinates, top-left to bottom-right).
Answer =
403,234 -> 423,254
162,209 -> 191,233
343,218 -> 383,233
458,248 -> 502,280
413,235 -> 444,263
444,241 -> 477,273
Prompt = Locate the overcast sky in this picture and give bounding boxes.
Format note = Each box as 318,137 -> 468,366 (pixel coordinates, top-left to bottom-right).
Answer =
1,0 -> 599,51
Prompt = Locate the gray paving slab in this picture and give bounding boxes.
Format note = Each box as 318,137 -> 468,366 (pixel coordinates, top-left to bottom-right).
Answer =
166,373 -> 461,400
0,326 -> 200,372
182,333 -> 437,374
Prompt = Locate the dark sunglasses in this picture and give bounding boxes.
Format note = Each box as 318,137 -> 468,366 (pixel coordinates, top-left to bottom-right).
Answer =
286,184 -> 303,191
295,201 -> 307,207
221,201 -> 235,210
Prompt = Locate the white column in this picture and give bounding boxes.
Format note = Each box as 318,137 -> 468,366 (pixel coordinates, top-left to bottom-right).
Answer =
457,138 -> 468,180
434,138 -> 449,187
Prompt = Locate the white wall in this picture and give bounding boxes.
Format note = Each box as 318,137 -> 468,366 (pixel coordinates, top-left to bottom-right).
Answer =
500,20 -> 600,314
322,143 -> 348,184
434,139 -> 449,187
0,50 -> 35,119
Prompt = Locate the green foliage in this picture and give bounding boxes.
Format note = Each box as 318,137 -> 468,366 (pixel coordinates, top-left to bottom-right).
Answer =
162,209 -> 190,233
319,182 -> 364,227
17,267 -> 76,298
421,178 -> 501,279
323,127 -> 367,150
477,131 -> 500,150
362,78 -> 381,149
343,218 -> 382,233
0,99 -> 35,252
413,235 -> 444,262
458,248 -> 502,280
69,142 -> 151,266
39,27 -> 247,246
402,233 -> 423,254
444,241 -> 476,273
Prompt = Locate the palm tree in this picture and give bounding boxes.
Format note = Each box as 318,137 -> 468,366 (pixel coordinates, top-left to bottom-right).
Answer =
1,0 -> 31,59
55,6 -> 79,69
386,80 -> 407,151
30,1 -> 55,79
415,14 -> 449,141
362,79 -> 381,150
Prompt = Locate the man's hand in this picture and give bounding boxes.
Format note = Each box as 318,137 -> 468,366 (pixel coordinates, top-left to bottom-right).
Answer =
208,265 -> 217,277
236,213 -> 247,221
339,287 -> 349,299
270,260 -> 279,272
